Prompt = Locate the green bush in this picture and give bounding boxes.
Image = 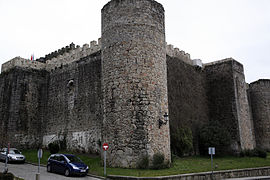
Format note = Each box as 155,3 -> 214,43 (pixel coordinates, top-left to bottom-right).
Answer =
240,149 -> 255,157
240,148 -> 267,158
171,127 -> 193,156
48,142 -> 59,154
137,155 -> 149,169
256,148 -> 267,158
199,122 -> 231,155
152,153 -> 167,170
171,154 -> 179,163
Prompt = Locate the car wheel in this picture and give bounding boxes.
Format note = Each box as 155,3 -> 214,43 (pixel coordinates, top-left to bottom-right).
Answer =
64,169 -> 70,177
47,165 -> 52,172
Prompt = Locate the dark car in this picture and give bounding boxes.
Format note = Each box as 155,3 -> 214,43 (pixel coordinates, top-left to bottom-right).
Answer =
0,148 -> 25,163
47,154 -> 89,177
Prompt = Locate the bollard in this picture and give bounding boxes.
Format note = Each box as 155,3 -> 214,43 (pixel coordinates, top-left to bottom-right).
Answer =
36,173 -> 40,180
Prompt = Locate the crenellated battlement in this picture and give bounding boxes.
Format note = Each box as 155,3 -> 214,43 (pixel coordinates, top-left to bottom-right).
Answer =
166,44 -> 191,64
2,40 -> 205,73
166,44 -> 203,67
1,39 -> 101,73
45,39 -> 101,71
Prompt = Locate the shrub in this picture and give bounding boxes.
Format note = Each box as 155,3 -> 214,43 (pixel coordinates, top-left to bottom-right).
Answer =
171,127 -> 193,157
199,122 -> 231,155
48,142 -> 59,154
241,148 -> 267,158
137,155 -> 149,169
171,154 -> 179,163
256,148 -> 267,158
152,153 -> 167,170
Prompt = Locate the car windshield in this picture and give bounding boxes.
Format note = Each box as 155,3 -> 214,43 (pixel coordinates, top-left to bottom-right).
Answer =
11,150 -> 20,154
65,155 -> 82,163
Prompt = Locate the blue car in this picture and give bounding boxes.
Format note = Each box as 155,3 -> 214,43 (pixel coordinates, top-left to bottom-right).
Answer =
47,154 -> 89,177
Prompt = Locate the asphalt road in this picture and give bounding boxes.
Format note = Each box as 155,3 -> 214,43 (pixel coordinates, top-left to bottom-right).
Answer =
0,162 -> 102,180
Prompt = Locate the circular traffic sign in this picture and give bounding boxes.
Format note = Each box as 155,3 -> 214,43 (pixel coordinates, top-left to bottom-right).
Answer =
102,143 -> 109,151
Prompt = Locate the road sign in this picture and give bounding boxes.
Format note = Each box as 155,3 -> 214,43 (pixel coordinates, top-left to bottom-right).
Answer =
37,149 -> 43,159
102,143 -> 109,176
37,149 -> 43,174
208,147 -> 215,177
103,143 -> 109,151
208,147 -> 215,155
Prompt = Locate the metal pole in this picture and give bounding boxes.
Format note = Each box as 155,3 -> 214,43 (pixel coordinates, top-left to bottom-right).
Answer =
104,151 -> 106,176
38,157 -> 40,173
4,147 -> 8,173
211,153 -> 213,178
4,155 -> 8,173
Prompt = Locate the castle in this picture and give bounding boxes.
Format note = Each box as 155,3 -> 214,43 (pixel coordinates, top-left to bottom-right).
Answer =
0,0 -> 269,168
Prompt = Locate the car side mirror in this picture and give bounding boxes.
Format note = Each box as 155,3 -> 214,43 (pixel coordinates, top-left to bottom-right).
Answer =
61,160 -> 66,164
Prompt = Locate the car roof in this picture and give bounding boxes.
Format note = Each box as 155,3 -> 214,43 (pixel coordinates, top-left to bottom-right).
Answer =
64,154 -> 75,157
1,148 -> 18,150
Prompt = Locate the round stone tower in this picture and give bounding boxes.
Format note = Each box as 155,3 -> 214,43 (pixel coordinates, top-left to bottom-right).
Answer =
101,0 -> 171,168
249,79 -> 270,151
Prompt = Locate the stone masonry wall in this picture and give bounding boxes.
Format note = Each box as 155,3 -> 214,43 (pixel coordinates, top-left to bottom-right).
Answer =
101,0 -> 170,168
166,55 -> 209,154
232,61 -> 255,150
0,67 -> 48,148
43,52 -> 102,154
204,59 -> 242,153
249,79 -> 270,151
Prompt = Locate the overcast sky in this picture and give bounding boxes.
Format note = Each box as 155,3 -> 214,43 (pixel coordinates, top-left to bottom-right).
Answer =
0,0 -> 269,83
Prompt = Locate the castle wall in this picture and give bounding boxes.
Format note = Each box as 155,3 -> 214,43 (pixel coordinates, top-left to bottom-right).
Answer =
205,59 -> 241,152
42,52 -> 102,154
249,79 -> 270,151
1,57 -> 46,73
231,61 -> 255,150
204,59 -> 255,153
101,0 -> 170,168
0,68 -> 48,148
0,0 -> 268,168
166,55 -> 209,154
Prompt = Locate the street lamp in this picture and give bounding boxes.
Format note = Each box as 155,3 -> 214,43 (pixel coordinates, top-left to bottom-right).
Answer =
158,112 -> 169,129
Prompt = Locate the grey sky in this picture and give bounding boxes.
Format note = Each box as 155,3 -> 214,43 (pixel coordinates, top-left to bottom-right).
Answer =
0,0 -> 269,83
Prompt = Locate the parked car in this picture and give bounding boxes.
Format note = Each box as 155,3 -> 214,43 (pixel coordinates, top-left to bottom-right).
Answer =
47,154 -> 89,177
0,148 -> 25,163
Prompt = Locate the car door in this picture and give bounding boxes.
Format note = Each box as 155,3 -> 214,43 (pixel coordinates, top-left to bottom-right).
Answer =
0,149 -> 4,160
0,149 -> 7,161
53,155 -> 62,173
58,155 -> 67,174
49,155 -> 57,172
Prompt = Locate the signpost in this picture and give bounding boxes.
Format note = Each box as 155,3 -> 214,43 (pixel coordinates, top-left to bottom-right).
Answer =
208,147 -> 215,177
37,149 -> 43,173
102,143 -> 109,176
4,143 -> 10,174
36,149 -> 43,180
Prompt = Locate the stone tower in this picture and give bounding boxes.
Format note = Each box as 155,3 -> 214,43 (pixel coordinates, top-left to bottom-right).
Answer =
101,0 -> 170,168
249,80 -> 270,151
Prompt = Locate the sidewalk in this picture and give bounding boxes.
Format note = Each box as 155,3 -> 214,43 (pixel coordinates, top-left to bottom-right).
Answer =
225,176 -> 270,180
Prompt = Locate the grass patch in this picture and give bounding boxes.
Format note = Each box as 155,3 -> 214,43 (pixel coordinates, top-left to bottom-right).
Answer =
21,150 -> 270,177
